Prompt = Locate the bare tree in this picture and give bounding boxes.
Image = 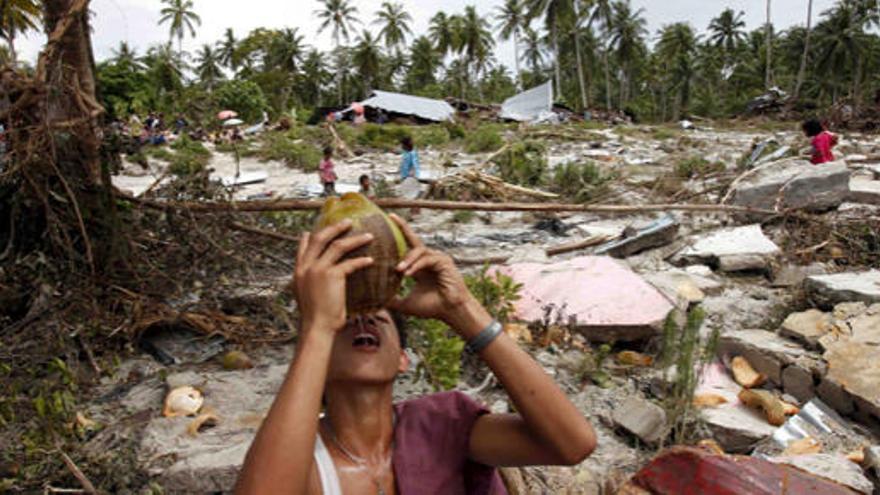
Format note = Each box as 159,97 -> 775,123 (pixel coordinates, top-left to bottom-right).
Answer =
765,0 -> 773,88
794,0 -> 813,99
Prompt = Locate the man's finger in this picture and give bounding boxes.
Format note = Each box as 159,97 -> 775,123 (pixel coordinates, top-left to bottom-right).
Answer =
337,256 -> 374,275
295,232 -> 310,265
396,246 -> 427,272
389,213 -> 424,250
320,233 -> 374,264
404,253 -> 445,278
304,220 -> 353,263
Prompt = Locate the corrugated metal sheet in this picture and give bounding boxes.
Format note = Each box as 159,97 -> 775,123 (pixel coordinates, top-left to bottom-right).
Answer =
500,81 -> 553,122
358,90 -> 455,122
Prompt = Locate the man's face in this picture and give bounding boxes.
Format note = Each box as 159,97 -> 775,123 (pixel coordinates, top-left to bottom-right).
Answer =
326,309 -> 408,385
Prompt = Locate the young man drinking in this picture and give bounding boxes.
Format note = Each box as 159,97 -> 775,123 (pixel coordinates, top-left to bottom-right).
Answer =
235,215 -> 597,494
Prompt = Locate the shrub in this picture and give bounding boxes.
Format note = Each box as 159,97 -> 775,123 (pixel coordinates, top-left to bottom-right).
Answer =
464,126 -> 504,153
674,156 -> 725,179
215,80 -> 268,123
445,122 -> 467,140
257,133 -> 322,171
496,140 -> 547,187
168,136 -> 212,176
357,124 -> 411,151
450,210 -> 476,224
550,161 -> 612,202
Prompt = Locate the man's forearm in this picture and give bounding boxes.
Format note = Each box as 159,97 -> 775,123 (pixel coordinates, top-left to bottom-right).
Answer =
235,328 -> 334,494
450,299 -> 596,463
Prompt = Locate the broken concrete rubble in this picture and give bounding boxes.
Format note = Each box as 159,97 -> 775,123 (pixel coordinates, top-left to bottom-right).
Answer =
594,215 -> 679,259
770,454 -> 874,494
725,158 -> 851,212
644,271 -> 705,310
780,309 -> 835,349
673,224 -> 780,273
806,270 -> 880,307
612,397 -> 667,446
822,340 -> 880,426
849,176 -> 880,205
701,406 -> 778,453
496,256 -> 674,342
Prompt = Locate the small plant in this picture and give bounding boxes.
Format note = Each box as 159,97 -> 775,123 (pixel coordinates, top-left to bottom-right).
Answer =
445,122 -> 467,140
464,126 -> 504,153
496,140 -> 547,187
674,156 -> 725,179
450,210 -> 476,224
464,265 -> 522,323
168,136 -> 212,176
579,343 -> 614,388
550,161 -> 612,202
357,124 -> 412,151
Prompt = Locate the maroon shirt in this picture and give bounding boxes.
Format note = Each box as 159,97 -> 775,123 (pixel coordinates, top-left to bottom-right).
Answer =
392,392 -> 508,495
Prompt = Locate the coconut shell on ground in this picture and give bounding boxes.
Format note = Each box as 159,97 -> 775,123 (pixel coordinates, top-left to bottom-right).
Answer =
316,193 -> 408,314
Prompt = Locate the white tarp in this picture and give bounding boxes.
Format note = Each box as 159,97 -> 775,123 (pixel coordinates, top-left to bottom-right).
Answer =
500,81 -> 553,122
357,90 -> 455,122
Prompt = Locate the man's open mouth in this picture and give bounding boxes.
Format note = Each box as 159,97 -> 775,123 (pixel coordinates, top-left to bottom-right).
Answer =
352,319 -> 381,350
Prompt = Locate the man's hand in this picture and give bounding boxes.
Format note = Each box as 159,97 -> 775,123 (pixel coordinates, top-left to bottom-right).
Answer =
388,214 -> 490,338
294,220 -> 374,333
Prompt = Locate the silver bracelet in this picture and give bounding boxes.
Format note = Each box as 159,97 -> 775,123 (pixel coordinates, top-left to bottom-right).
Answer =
464,320 -> 503,354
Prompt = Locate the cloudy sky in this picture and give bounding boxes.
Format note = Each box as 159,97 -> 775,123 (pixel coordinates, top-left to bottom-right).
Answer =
18,0 -> 836,67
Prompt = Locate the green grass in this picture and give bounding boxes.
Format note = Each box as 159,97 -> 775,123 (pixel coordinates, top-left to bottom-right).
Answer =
549,161 -> 613,202
450,210 -> 476,224
256,133 -> 322,171
496,140 -> 547,187
674,156 -> 726,179
167,136 -> 212,176
464,126 -> 504,153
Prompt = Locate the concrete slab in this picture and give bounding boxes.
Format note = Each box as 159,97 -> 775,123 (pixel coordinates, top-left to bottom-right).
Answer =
806,270 -> 880,307
496,256 -> 674,342
849,177 -> 880,205
674,225 -> 780,272
726,158 -> 851,212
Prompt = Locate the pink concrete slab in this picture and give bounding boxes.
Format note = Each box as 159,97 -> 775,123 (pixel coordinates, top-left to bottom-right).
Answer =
495,256 -> 674,341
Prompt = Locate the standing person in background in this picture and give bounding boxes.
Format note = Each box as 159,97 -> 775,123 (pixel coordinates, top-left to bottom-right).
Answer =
399,136 -> 420,181
358,174 -> 373,198
319,146 -> 338,197
802,119 -> 838,164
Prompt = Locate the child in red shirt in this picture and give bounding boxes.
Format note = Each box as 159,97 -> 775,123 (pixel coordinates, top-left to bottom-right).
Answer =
802,119 -> 837,164
318,146 -> 338,196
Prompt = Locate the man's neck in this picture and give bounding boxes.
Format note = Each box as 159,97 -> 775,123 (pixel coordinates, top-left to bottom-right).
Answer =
323,383 -> 395,463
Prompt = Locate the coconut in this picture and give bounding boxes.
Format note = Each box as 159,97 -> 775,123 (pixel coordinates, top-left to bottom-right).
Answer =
315,193 -> 408,314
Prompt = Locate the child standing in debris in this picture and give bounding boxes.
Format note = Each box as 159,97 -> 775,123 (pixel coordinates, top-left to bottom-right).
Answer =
319,146 -> 338,197
358,174 -> 373,198
802,119 -> 837,165
399,136 -> 420,180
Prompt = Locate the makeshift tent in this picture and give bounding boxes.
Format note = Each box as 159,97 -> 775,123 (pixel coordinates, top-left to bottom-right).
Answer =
354,91 -> 455,123
500,81 -> 553,122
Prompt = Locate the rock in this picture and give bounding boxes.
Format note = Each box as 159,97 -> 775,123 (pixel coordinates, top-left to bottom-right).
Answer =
780,309 -> 834,349
612,396 -> 667,446
702,405 -> 778,453
848,176 -> 880,205
718,329 -> 818,386
594,215 -> 679,259
865,446 -> 880,479
496,256 -> 674,342
771,263 -> 829,288
725,158 -> 851,212
806,270 -> 880,308
673,225 -> 780,272
847,304 -> 880,345
822,340 -> 880,422
771,454 -> 874,494
644,271 -> 705,310
817,378 -> 856,416
781,365 -> 816,403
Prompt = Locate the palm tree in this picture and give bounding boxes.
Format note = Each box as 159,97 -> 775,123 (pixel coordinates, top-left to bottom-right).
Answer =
657,22 -> 698,118
459,6 -> 495,99
158,0 -> 201,57
495,0 -> 527,89
794,0 -> 813,99
814,1 -> 868,102
373,1 -> 412,52
708,9 -> 746,55
352,30 -> 382,94
194,44 -> 223,90
525,0 -> 572,97
315,0 -> 361,102
607,0 -> 647,108
407,35 -> 441,90
0,0 -> 41,65
587,0 -> 615,109
269,28 -> 307,74
429,11 -> 458,57
111,41 -> 145,70
217,28 -> 238,72
521,26 -> 545,75
765,0 -> 773,88
301,49 -> 330,107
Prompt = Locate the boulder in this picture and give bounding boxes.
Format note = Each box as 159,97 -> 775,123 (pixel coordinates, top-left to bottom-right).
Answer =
848,176 -> 880,205
806,271 -> 880,307
770,454 -> 874,494
673,225 -> 781,273
612,396 -> 667,446
725,158 -> 850,212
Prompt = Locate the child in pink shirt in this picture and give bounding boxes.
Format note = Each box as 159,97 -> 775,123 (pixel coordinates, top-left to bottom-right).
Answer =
802,119 -> 837,164
319,146 -> 338,196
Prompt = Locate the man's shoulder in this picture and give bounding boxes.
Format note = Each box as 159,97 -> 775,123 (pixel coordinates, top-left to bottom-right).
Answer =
396,391 -> 488,421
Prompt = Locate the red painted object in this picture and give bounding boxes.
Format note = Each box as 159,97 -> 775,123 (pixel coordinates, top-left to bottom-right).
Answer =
622,447 -> 859,495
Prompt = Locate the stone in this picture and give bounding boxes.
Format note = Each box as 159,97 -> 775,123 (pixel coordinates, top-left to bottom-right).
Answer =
644,271 -> 705,310
865,446 -> 880,479
725,158 -> 851,212
848,176 -> 880,205
781,365 -> 816,403
612,396 -> 667,446
822,340 -> 880,421
771,454 -> 874,494
771,263 -> 829,288
847,304 -> 880,345
718,329 -> 816,386
673,225 -> 780,272
817,377 -> 856,416
780,309 -> 834,349
496,256 -> 674,342
806,270 -> 880,308
701,406 -> 778,453
594,215 -> 679,259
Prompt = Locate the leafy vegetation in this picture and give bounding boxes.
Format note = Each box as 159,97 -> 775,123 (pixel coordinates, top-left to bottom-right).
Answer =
450,210 -> 476,224
256,132 -> 322,171
464,126 -> 504,153
167,136 -> 212,175
496,140 -> 547,188
674,156 -> 726,179
549,161 -> 613,202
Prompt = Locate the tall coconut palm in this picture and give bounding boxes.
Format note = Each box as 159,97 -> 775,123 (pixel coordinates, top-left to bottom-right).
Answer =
657,22 -> 698,117
521,26 -> 545,75
373,1 -> 412,52
352,30 -> 382,93
158,0 -> 201,57
217,28 -> 238,72
459,6 -> 495,98
315,0 -> 361,102
407,35 -> 441,90
301,49 -> 330,107
587,0 -> 615,109
111,41 -> 145,70
524,0 -> 572,97
765,0 -> 772,88
708,8 -> 746,55
429,11 -> 458,57
607,0 -> 647,108
794,0 -> 813,98
814,1 -> 868,102
0,0 -> 41,65
194,44 -> 223,90
269,28 -> 307,74
495,0 -> 527,89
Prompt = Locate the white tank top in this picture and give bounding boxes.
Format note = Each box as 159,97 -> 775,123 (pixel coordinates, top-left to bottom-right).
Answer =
314,434 -> 343,495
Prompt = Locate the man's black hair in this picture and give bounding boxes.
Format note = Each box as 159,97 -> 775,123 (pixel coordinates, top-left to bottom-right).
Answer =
390,310 -> 408,349
802,119 -> 824,137
400,136 -> 414,151
323,146 -> 334,157
359,174 -> 370,185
